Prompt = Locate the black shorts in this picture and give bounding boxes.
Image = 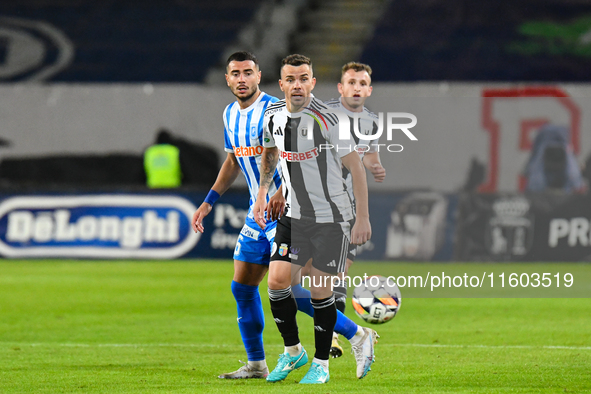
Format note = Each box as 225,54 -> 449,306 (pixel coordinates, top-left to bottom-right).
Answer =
347,243 -> 357,262
347,215 -> 357,261
271,216 -> 350,275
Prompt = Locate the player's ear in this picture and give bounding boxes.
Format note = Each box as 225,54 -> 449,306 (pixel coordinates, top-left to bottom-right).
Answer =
337,82 -> 344,96
367,85 -> 373,97
225,73 -> 230,86
311,77 -> 316,90
257,70 -> 261,84
278,78 -> 284,92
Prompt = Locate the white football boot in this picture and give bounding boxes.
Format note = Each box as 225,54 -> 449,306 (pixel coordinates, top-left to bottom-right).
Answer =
218,360 -> 269,379
351,327 -> 379,378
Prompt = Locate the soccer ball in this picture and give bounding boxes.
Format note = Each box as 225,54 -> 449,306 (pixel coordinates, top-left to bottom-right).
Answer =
352,275 -> 401,324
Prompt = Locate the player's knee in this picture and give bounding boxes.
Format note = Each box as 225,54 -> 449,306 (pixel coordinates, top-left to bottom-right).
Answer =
267,263 -> 293,289
267,276 -> 291,290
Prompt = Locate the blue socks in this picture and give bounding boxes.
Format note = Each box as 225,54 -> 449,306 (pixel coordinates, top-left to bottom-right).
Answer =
231,280 -> 357,360
292,283 -> 315,316
231,281 -> 265,361
291,283 -> 358,340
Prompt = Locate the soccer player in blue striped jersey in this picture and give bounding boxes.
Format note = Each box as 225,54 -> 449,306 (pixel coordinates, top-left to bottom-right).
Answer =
192,51 -> 281,379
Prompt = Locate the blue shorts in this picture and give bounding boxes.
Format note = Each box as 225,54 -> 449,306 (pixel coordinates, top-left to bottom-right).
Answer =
233,215 -> 277,265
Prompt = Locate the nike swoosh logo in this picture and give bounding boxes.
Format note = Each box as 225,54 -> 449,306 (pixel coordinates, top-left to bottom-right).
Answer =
281,351 -> 305,371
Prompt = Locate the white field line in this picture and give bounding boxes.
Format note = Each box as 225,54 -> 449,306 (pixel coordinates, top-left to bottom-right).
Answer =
1,342 -> 590,351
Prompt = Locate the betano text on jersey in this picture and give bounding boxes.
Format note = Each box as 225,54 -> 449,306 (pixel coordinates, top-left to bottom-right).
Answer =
223,91 -> 282,219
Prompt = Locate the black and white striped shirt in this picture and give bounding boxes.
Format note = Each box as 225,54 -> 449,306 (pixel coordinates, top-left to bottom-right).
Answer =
263,97 -> 354,223
324,98 -> 380,202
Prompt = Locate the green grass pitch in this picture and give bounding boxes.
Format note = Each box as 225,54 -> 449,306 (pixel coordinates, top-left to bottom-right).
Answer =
0,260 -> 590,393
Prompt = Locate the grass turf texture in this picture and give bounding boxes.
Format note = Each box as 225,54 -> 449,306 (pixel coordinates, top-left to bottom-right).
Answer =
0,260 -> 589,393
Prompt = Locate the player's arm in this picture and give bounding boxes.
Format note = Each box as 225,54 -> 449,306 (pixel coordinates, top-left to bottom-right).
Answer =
254,111 -> 280,228
363,151 -> 386,182
253,147 -> 279,229
342,151 -> 372,245
192,152 -> 241,233
359,114 -> 385,182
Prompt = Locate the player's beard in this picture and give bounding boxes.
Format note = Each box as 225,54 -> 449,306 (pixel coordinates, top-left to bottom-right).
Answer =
234,86 -> 257,103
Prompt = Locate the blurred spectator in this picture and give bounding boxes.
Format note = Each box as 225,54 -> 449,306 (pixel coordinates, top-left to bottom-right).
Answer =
462,157 -> 486,192
523,124 -> 584,193
171,132 -> 219,187
144,129 -> 182,188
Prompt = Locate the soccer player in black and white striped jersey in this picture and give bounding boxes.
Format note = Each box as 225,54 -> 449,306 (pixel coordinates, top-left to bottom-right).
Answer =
252,54 -> 377,384
325,62 -> 386,357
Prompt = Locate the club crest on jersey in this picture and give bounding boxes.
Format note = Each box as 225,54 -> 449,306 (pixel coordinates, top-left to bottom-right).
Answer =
299,127 -> 308,138
279,243 -> 289,256
250,125 -> 258,139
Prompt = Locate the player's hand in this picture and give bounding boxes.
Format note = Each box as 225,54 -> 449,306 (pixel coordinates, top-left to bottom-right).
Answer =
369,163 -> 386,183
351,216 -> 371,245
253,198 -> 267,230
192,203 -> 212,233
267,189 -> 285,221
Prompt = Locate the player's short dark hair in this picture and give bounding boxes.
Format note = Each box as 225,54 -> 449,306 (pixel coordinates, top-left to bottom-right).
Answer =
341,62 -> 372,80
226,51 -> 259,70
281,54 -> 313,74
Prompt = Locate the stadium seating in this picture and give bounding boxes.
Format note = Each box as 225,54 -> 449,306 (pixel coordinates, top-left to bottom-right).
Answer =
361,0 -> 591,81
0,0 -> 263,82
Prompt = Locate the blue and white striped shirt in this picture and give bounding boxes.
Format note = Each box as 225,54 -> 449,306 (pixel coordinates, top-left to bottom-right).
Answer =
223,92 -> 282,218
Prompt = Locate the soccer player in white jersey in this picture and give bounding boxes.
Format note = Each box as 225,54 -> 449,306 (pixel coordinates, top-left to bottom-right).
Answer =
325,62 -> 386,357
191,52 -> 372,380
253,54 -> 378,384
192,51 -> 282,379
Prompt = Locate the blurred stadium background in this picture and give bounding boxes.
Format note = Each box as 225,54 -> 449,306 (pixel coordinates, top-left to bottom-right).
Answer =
1,1 -> 590,392
0,0 -> 590,262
